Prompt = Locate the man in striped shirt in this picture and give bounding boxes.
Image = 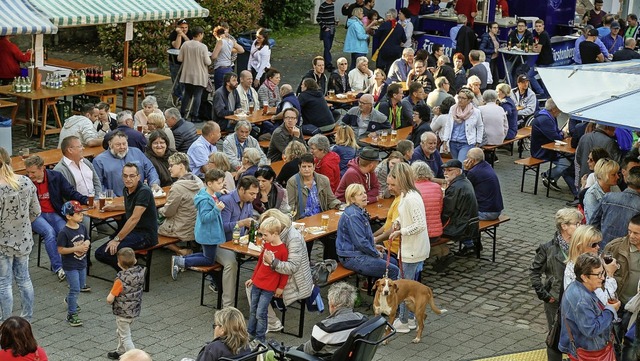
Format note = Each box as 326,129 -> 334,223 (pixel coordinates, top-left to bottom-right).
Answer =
316,0 -> 338,72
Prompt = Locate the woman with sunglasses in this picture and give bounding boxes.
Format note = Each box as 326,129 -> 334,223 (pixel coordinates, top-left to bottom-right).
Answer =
564,225 -> 618,305
530,207 -> 583,361
252,166 -> 289,215
441,87 -> 484,162
194,307 -> 251,361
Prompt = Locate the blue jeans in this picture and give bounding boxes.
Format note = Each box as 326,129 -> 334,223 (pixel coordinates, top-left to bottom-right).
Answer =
248,286 -> 273,342
31,212 -> 66,272
546,158 -> 578,196
214,67 -> 233,90
180,84 -> 205,120
478,211 -> 501,221
398,261 -> 423,323
527,66 -> 547,96
0,253 -> 34,321
449,141 -> 473,162
95,232 -> 152,271
65,268 -> 86,315
340,255 -> 399,280
181,244 -> 218,268
169,61 -> 184,99
321,29 -> 334,67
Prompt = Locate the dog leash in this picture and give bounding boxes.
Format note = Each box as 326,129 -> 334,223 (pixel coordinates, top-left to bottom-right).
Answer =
385,234 -> 403,279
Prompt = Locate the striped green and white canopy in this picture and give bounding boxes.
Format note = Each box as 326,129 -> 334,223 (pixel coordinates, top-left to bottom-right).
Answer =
0,0 -> 58,35
29,0 -> 209,27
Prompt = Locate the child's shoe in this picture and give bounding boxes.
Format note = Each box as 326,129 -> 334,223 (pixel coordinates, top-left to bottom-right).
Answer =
64,297 -> 81,312
107,351 -> 122,360
66,313 -> 83,327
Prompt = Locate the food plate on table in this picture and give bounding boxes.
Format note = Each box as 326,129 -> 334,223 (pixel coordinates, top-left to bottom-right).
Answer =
305,226 -> 325,234
153,190 -> 166,198
554,140 -> 567,146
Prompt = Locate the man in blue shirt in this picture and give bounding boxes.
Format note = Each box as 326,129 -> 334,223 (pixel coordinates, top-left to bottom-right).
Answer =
93,131 -> 161,197
102,111 -> 148,152
410,132 -> 444,182
217,176 -> 259,307
600,21 -> 624,55
464,148 -> 503,221
187,121 -> 221,177
574,25 -> 610,64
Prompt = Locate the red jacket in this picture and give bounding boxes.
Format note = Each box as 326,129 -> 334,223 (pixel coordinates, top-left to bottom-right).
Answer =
415,180 -> 444,238
0,37 -> 31,79
454,0 -> 477,26
252,242 -> 289,292
315,151 -> 341,193
335,158 -> 380,203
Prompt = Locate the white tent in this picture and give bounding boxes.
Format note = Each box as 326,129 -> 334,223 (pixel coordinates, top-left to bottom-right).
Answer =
537,60 -> 640,131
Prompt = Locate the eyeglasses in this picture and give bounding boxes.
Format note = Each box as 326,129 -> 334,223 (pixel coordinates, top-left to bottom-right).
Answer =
122,174 -> 139,179
586,270 -> 606,278
212,323 -> 220,329
358,101 -> 372,105
339,62 -> 348,65
284,116 -> 297,120
589,242 -> 600,248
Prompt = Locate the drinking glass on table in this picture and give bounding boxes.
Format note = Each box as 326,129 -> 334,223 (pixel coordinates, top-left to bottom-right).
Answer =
321,214 -> 330,231
104,189 -> 114,205
249,101 -> 255,113
377,190 -> 384,208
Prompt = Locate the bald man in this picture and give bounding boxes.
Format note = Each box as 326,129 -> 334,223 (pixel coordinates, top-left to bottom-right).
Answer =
119,349 -> 152,361
464,147 -> 503,220
613,38 -> 640,61
340,93 -> 390,139
272,84 -> 302,123
237,70 -> 260,113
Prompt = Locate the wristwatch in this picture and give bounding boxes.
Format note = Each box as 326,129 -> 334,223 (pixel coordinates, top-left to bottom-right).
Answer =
113,236 -> 120,242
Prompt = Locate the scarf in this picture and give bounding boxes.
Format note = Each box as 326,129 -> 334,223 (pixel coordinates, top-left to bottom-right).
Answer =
264,78 -> 278,99
556,232 -> 570,255
451,102 -> 474,124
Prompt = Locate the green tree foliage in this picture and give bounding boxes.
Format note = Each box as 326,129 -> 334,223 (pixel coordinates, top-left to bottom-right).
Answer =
260,0 -> 313,30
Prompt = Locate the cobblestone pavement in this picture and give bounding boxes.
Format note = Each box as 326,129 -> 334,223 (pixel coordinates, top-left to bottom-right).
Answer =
0,46 -> 577,361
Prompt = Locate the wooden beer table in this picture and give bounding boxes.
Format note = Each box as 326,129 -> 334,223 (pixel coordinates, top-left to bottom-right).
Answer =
359,126 -> 413,150
11,145 -> 104,174
225,107 -> 276,125
541,137 -> 575,198
0,72 -> 169,148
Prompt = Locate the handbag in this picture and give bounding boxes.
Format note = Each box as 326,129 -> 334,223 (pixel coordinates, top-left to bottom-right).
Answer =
546,306 -> 562,351
371,24 -> 396,62
563,314 -> 616,361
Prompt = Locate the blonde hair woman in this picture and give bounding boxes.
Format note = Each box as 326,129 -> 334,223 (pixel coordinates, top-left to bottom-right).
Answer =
563,225 -> 617,304
0,147 -> 40,321
496,83 -> 518,139
336,183 -> 399,281
146,112 -> 176,151
194,307 -> 250,360
208,152 -> 236,192
388,162 -> 429,332
331,125 -> 359,177
441,87 -> 484,162
583,158 -> 620,223
276,140 -> 307,188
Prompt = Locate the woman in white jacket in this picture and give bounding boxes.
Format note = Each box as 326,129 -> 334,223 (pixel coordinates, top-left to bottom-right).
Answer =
388,162 -> 430,333
441,87 -> 484,162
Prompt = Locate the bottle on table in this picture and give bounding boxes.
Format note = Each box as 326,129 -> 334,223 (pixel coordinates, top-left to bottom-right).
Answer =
248,220 -> 256,244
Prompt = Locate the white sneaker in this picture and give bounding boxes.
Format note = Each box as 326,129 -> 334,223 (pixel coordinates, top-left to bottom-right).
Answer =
57,269 -> 66,282
266,322 -> 284,333
407,318 -> 417,330
393,319 -> 411,333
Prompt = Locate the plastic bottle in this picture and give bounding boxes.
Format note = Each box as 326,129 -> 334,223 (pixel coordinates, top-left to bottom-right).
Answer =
232,223 -> 241,244
80,70 -> 86,85
12,77 -> 18,93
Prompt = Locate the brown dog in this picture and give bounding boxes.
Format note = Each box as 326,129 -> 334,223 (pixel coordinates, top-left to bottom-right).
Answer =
373,277 -> 446,343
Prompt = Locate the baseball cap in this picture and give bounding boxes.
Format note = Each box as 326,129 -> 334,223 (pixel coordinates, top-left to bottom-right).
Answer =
517,74 -> 529,83
442,159 -> 463,169
61,200 -> 83,216
611,21 -> 621,29
177,19 -> 188,25
587,28 -> 599,37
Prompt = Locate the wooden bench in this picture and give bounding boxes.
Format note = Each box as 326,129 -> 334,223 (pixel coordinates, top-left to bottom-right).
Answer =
188,264 -> 224,308
482,127 -> 533,166
134,235 -> 182,292
514,157 -> 547,195
0,99 -> 18,124
479,215 -> 511,262
277,263 -> 356,338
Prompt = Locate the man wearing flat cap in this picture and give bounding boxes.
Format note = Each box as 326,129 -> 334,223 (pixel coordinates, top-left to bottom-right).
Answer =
335,147 -> 381,203
441,159 -> 479,256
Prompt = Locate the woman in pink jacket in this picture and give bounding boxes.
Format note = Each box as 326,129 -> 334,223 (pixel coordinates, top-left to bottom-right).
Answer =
411,160 -> 444,241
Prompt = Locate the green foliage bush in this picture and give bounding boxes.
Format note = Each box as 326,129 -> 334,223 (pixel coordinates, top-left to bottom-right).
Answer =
261,0 -> 314,30
96,0 -> 263,66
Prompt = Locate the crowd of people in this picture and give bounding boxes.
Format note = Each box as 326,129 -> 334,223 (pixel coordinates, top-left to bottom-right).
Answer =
2,1 -> 640,360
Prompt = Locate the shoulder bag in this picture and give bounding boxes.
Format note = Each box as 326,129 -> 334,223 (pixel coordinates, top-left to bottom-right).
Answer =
563,312 -> 616,361
372,24 -> 395,62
